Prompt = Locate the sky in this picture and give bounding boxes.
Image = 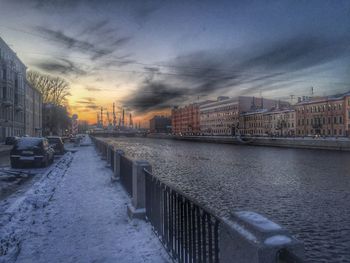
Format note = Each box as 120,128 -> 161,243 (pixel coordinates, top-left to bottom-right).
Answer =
0,0 -> 349,126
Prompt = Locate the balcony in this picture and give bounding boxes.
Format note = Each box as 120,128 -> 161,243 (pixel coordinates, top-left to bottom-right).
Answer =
1,97 -> 13,107
15,104 -> 24,111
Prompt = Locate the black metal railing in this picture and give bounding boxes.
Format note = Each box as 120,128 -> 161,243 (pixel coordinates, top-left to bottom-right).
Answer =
110,149 -> 115,170
145,169 -> 220,263
277,249 -> 304,263
120,155 -> 133,196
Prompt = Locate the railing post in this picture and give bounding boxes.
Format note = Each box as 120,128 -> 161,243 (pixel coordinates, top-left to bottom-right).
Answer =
112,149 -> 124,181
101,141 -> 107,160
106,144 -> 113,166
219,211 -> 304,263
127,160 -> 152,220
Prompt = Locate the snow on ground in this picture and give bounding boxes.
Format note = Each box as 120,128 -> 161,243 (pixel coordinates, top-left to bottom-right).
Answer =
0,137 -> 169,263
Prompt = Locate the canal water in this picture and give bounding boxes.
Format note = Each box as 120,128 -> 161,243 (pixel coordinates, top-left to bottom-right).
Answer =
105,137 -> 350,263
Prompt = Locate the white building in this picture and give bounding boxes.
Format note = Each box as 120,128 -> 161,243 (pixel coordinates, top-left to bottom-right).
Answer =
199,96 -> 287,136
199,97 -> 239,136
0,37 -> 26,141
263,109 -> 296,136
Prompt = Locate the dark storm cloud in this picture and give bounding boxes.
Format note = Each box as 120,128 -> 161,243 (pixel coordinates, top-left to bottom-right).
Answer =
36,25 -> 131,60
123,81 -> 188,113
35,58 -> 86,76
124,34 -> 350,112
242,35 -> 350,71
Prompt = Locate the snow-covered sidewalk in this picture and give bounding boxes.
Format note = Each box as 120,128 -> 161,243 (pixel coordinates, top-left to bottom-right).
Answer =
1,138 -> 169,263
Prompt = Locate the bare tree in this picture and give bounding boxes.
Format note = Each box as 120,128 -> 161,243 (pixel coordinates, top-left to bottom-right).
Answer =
27,70 -> 71,106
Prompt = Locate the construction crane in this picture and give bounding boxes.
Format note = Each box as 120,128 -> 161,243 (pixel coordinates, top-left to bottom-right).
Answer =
122,109 -> 125,127
113,103 -> 117,128
106,110 -> 112,127
100,107 -> 103,127
129,113 -> 133,128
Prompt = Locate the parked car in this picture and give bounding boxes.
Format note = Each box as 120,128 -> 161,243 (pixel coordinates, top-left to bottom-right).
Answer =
5,136 -> 19,145
46,136 -> 65,155
10,137 -> 54,168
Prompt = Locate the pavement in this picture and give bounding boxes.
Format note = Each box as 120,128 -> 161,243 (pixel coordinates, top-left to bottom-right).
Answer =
0,137 -> 169,263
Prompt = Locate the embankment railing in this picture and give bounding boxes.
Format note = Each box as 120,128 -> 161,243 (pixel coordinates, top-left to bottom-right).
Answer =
145,169 -> 220,263
119,155 -> 133,196
91,136 -> 304,263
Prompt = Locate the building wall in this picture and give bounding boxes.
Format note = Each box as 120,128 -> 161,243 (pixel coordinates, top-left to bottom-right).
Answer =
172,103 -> 201,135
239,110 -> 267,136
239,109 -> 296,136
0,37 -> 26,141
25,81 -> 42,136
199,96 -> 289,136
264,110 -> 296,136
345,95 -> 350,136
199,97 -> 239,136
149,116 -> 171,133
295,97 -> 346,136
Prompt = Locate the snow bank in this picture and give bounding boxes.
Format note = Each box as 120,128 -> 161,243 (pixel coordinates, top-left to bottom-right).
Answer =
0,153 -> 73,263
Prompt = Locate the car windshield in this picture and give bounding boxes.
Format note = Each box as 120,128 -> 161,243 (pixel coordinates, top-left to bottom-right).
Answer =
14,138 -> 42,150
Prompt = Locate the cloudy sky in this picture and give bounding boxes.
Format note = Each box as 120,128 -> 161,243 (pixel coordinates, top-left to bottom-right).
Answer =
0,0 -> 349,125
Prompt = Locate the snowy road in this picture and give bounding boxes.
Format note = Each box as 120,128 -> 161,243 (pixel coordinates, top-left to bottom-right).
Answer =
1,139 -> 169,263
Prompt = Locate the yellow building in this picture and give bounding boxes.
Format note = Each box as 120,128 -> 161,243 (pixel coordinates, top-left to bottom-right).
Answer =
295,95 -> 347,137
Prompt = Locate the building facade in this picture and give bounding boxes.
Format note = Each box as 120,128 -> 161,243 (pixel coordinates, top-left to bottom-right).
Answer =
239,109 -> 268,136
264,109 -> 296,136
25,81 -> 42,136
0,37 -> 26,141
295,96 -> 348,137
199,97 -> 239,136
171,103 -> 204,135
149,116 -> 171,133
199,96 -> 289,136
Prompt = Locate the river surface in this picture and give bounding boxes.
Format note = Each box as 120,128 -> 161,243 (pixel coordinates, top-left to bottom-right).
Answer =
104,137 -> 350,263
